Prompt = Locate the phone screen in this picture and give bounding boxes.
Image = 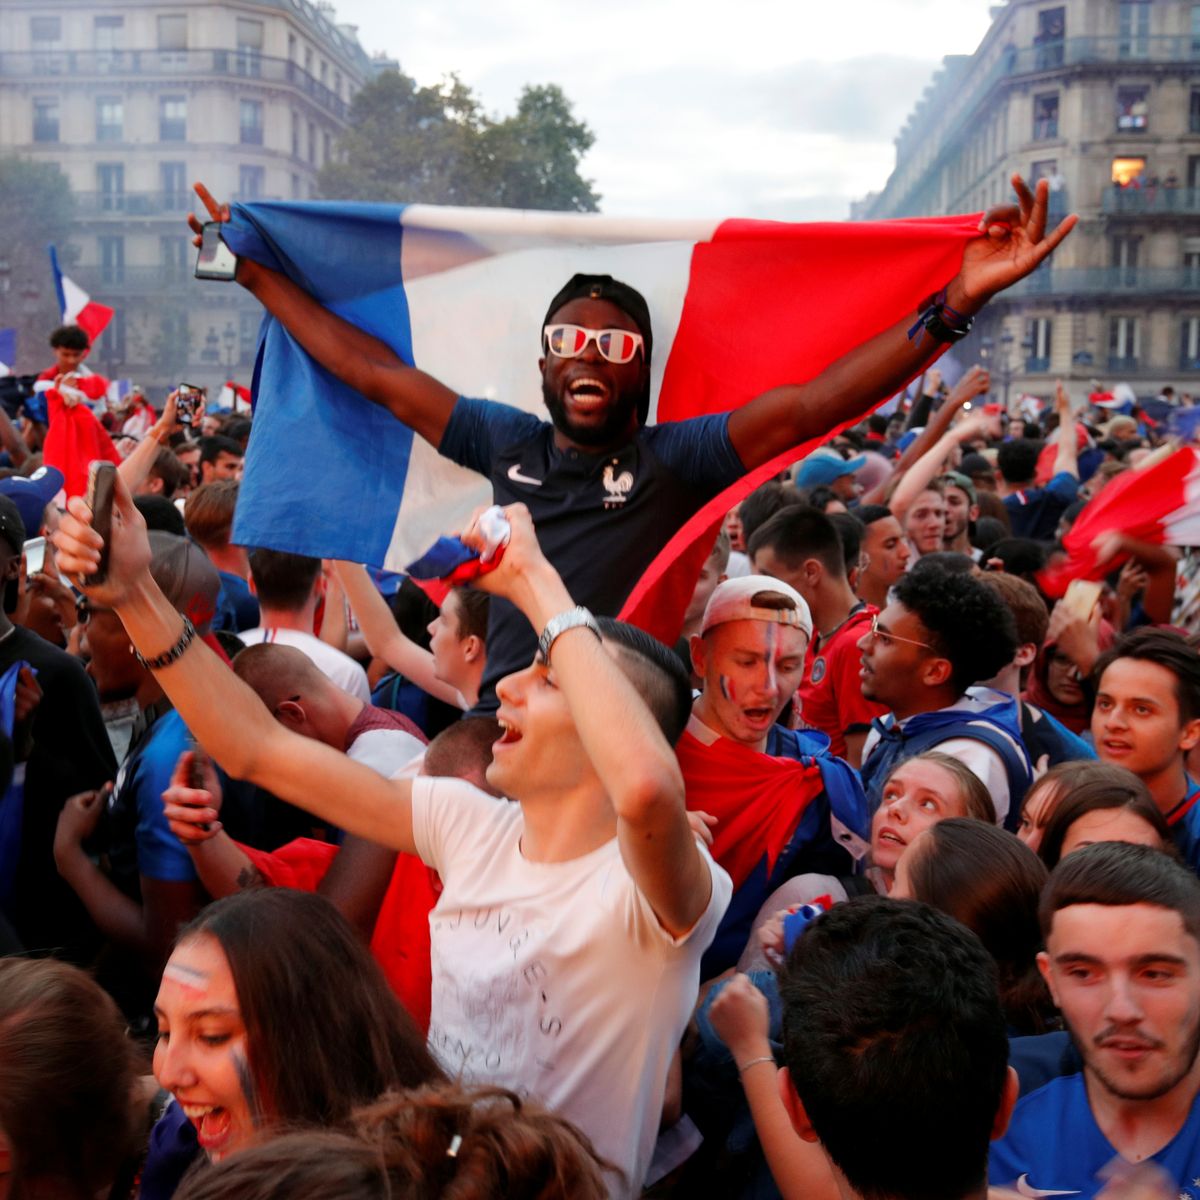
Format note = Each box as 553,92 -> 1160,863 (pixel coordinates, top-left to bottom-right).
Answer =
195,223 -> 239,281
23,537 -> 46,576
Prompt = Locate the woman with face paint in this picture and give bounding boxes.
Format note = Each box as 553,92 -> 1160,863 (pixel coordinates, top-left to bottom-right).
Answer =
142,889 -> 442,1197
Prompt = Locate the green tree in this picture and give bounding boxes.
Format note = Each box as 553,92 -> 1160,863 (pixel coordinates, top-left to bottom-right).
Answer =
0,158 -> 76,371
319,72 -> 599,212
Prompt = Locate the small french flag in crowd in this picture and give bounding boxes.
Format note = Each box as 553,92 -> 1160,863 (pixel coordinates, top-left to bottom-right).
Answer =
49,246 -> 112,344
217,380 -> 252,413
106,378 -> 133,406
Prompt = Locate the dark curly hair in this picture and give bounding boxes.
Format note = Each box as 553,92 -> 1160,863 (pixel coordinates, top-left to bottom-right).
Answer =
893,567 -> 1018,692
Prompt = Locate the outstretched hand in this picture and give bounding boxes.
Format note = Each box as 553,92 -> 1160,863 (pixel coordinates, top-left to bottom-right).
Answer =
50,470 -> 153,610
187,182 -> 230,250
953,175 -> 1077,308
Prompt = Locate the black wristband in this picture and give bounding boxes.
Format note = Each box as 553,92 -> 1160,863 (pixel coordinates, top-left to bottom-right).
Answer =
908,287 -> 974,344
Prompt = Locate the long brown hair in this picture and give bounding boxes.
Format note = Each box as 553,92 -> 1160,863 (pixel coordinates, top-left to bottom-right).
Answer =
0,957 -> 141,1198
906,818 -> 1053,1034
178,889 -> 443,1128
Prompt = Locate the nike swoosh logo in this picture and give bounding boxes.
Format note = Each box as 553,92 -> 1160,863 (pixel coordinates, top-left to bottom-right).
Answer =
506,464 -> 542,487
1015,1175 -> 1081,1197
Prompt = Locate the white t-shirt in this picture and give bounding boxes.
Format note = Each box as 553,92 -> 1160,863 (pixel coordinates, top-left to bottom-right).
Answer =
238,626 -> 370,703
411,777 -> 731,1200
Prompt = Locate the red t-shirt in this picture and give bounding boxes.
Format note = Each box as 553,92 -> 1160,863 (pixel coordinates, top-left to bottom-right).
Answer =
796,604 -> 887,759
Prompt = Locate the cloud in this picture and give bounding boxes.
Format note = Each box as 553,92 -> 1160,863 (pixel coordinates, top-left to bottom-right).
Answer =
330,0 -> 997,218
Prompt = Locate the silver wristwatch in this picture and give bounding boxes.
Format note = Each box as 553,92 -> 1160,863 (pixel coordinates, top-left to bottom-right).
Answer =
537,606 -> 602,665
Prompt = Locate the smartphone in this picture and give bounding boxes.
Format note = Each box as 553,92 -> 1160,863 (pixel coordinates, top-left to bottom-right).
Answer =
176,384 -> 206,427
22,536 -> 46,576
194,222 -> 239,281
187,743 -> 212,831
85,461 -> 118,585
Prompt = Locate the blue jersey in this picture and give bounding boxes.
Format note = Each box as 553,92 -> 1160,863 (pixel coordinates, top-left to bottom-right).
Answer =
990,1072 -> 1200,1198
1170,776 -> 1200,875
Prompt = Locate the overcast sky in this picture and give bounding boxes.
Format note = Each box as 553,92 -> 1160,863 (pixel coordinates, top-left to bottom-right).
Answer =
330,0 -> 997,220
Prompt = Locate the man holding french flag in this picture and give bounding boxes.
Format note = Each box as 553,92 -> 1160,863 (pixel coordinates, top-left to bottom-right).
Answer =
189,178 -> 1075,711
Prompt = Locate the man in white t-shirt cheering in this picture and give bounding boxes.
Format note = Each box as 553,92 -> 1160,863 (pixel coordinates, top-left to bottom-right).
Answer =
53,479 -> 731,1199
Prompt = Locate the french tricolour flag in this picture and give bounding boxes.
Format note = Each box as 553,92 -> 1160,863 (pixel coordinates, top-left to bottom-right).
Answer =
49,246 -> 112,344
224,202 -> 978,642
1040,445 -> 1200,599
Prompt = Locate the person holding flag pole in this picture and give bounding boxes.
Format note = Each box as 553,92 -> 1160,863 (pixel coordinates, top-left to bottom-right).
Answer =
188,178 -> 1075,708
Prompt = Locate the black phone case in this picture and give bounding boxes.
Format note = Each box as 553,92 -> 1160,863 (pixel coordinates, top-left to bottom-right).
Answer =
85,461 -> 117,585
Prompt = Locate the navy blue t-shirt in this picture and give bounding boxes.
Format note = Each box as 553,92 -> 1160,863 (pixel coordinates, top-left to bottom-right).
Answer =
438,397 -> 746,707
990,1071 -> 1200,1198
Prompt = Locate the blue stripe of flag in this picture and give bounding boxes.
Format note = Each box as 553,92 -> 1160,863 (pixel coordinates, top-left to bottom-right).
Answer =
222,201 -> 415,567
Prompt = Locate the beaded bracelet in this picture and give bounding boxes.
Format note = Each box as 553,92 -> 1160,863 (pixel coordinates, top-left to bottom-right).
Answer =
133,616 -> 197,670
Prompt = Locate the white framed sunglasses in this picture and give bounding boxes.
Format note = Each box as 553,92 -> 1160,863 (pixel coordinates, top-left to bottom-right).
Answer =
542,323 -> 645,365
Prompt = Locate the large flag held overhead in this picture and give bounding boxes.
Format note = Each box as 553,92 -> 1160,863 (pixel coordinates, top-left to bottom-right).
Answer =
225,202 -> 978,641
49,246 -> 112,344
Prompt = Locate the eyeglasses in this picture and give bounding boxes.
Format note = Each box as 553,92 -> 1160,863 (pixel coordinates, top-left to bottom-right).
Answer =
868,613 -> 935,651
543,324 -> 644,365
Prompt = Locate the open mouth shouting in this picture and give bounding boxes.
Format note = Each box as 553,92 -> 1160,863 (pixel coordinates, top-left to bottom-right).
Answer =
181,1103 -> 235,1155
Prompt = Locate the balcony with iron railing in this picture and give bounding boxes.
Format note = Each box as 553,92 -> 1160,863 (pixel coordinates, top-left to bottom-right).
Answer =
72,191 -> 282,218
1102,187 -> 1200,216
1002,266 -> 1200,297
0,50 -> 349,121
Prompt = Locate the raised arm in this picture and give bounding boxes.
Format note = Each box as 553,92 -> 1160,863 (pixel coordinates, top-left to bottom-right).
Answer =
727,177 -> 1076,469
118,390 -> 180,493
889,411 -> 990,521
333,561 -> 465,707
463,506 -> 713,938
1050,381 -> 1079,480
52,475 -> 420,857
189,183 -> 458,448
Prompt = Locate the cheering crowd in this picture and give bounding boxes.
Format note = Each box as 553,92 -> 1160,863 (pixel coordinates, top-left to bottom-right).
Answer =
8,176 -> 1200,1199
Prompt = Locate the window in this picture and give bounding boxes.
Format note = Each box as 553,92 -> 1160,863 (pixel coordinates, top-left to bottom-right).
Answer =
157,14 -> 187,51
1112,156 -> 1146,187
160,161 -> 187,208
308,121 -> 316,163
1185,239 -> 1200,286
319,60 -> 328,86
1033,94 -> 1059,140
1111,235 -> 1140,287
98,162 -> 124,211
1116,85 -> 1149,132
334,71 -> 342,99
1118,1 -> 1151,59
96,97 -> 123,142
1109,316 -> 1140,369
30,16 -> 61,46
292,110 -> 300,157
33,98 -> 59,143
1027,318 -> 1053,371
240,99 -> 264,145
291,172 -> 302,199
304,47 -> 314,76
1182,316 -> 1200,370
1034,8 -> 1065,69
238,165 -> 265,200
236,18 -> 263,76
94,15 -> 123,52
323,131 -> 331,164
1193,5 -> 1200,55
160,235 -> 189,282
99,236 -> 125,286
288,33 -> 297,61
159,95 -> 186,142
